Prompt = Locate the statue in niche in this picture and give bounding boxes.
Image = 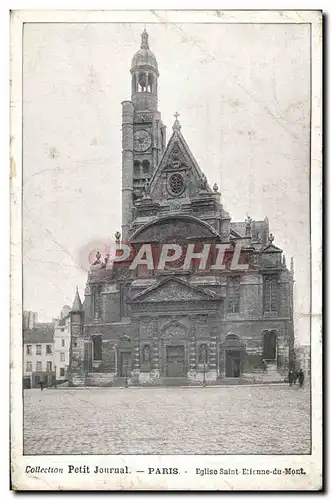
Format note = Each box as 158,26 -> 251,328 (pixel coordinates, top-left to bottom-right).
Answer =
142,179 -> 150,199
199,344 -> 208,364
245,216 -> 252,238
200,173 -> 208,192
143,345 -> 151,363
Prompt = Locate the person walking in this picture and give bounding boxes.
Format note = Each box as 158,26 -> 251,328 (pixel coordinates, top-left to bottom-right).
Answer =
288,370 -> 294,387
298,368 -> 305,388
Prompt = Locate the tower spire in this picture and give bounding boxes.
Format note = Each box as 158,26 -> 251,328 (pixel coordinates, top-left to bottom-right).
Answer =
72,286 -> 83,312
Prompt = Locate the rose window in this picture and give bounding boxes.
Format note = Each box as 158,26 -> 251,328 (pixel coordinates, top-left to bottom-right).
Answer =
169,173 -> 185,196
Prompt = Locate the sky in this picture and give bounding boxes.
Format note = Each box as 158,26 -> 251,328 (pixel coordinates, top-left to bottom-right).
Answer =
22,22 -> 311,343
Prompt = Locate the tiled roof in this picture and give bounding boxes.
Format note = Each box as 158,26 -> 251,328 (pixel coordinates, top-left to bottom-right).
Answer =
23,323 -> 55,344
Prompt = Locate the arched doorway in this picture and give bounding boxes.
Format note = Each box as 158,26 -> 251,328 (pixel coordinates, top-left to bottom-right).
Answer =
263,330 -> 277,360
116,336 -> 133,377
161,321 -> 187,377
92,335 -> 102,361
219,333 -> 246,378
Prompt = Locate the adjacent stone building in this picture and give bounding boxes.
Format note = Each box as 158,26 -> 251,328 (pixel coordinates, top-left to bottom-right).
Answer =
69,30 -> 295,386
53,306 -> 71,381
23,322 -> 56,388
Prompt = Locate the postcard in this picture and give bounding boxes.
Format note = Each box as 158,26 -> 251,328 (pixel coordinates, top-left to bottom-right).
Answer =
10,9 -> 322,491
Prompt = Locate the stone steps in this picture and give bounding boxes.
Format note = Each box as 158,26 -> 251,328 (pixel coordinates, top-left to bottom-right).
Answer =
85,373 -> 115,387
158,377 -> 190,386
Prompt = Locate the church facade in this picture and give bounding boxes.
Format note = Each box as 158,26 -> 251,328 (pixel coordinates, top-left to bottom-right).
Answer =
68,30 -> 295,386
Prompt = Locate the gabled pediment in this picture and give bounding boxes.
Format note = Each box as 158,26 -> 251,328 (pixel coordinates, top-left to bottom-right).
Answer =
262,243 -> 282,254
148,128 -> 212,202
131,276 -> 217,302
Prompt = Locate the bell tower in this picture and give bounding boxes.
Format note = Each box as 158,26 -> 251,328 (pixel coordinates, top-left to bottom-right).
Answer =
121,29 -> 166,240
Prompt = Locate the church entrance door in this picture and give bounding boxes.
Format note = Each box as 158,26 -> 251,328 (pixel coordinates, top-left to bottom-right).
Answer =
118,351 -> 132,377
263,331 -> 277,360
225,350 -> 241,378
166,345 -> 185,377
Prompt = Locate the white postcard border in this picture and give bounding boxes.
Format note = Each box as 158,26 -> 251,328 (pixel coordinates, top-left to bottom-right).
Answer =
10,9 -> 322,491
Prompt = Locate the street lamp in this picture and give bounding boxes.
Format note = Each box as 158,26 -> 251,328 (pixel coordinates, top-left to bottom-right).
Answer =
125,361 -> 129,388
203,361 -> 207,387
203,351 -> 207,387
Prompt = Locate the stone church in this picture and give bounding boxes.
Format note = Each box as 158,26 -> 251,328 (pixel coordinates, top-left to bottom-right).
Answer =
68,30 -> 295,386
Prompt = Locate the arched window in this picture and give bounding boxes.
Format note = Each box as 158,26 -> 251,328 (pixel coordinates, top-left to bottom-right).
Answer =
148,73 -> 154,92
93,286 -> 101,319
132,74 -> 137,94
134,160 -> 140,176
92,335 -> 102,361
138,72 -> 147,92
227,276 -> 241,313
263,275 -> 278,312
142,159 -> 150,174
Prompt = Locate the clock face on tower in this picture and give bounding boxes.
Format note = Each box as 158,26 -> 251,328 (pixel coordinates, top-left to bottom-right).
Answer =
133,130 -> 152,152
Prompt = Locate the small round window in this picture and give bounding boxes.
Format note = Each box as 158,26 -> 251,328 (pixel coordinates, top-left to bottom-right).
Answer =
169,173 -> 185,196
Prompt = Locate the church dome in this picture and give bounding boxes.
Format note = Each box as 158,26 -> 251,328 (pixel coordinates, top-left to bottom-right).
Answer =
131,29 -> 158,72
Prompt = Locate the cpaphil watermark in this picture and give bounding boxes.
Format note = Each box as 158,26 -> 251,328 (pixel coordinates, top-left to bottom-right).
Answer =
82,241 -> 250,272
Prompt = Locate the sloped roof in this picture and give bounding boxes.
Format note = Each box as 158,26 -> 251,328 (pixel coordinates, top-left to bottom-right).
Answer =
57,313 -> 70,326
71,287 -> 83,312
131,29 -> 158,72
261,243 -> 283,253
23,323 -> 54,344
149,126 -> 211,193
131,275 -> 218,302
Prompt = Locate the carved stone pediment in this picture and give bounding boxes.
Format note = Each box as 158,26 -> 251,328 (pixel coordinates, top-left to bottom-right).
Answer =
131,276 -> 217,303
160,319 -> 187,338
130,215 -> 219,243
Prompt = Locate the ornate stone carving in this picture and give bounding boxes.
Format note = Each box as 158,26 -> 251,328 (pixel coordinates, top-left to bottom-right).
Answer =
139,321 -> 154,338
161,320 -> 187,338
135,280 -> 214,303
196,314 -> 208,323
198,343 -> 208,364
132,219 -> 215,242
196,324 -> 210,337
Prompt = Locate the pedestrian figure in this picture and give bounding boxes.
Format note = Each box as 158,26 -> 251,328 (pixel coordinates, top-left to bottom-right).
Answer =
40,380 -> 44,391
298,368 -> 305,388
288,370 -> 294,387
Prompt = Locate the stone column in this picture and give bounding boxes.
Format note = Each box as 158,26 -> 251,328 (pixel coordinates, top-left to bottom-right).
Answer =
188,336 -> 197,383
208,334 -> 218,382
121,100 -> 134,240
131,339 -> 140,386
151,336 -> 160,382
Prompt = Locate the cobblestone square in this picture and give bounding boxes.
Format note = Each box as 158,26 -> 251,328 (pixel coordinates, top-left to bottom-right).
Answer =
23,385 -> 310,455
